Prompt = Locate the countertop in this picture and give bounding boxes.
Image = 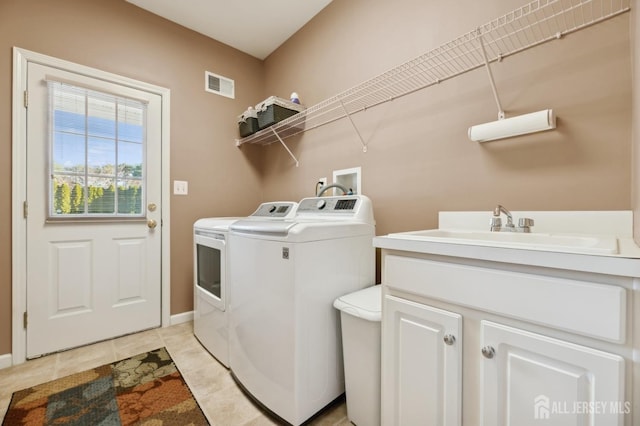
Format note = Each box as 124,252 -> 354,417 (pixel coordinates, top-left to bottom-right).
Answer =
374,210 -> 640,278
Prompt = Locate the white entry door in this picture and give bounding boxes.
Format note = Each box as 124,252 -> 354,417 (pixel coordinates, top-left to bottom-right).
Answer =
25,62 -> 162,358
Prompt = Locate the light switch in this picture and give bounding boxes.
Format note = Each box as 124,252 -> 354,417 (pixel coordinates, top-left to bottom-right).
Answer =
174,180 -> 188,195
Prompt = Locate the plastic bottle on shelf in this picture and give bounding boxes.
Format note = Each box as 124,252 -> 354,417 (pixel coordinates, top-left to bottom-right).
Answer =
290,92 -> 300,104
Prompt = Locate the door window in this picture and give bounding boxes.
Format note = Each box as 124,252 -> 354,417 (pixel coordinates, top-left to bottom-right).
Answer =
48,81 -> 147,219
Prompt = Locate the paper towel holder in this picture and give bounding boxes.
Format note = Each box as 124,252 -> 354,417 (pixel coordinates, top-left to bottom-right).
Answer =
468,109 -> 556,143
469,30 -> 556,143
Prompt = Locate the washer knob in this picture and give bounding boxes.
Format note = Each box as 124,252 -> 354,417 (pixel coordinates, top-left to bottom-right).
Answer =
269,205 -> 277,213
316,199 -> 326,210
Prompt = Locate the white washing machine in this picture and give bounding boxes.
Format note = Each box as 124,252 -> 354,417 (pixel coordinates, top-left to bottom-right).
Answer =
193,201 -> 297,368
228,195 -> 375,425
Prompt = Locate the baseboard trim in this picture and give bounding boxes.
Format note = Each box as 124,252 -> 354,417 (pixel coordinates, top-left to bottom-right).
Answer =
0,353 -> 13,370
170,311 -> 193,326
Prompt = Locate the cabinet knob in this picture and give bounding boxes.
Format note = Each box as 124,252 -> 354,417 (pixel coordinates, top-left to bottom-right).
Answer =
443,334 -> 456,346
481,346 -> 495,359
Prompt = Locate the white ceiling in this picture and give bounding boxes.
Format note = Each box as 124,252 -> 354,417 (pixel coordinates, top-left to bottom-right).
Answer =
125,0 -> 334,60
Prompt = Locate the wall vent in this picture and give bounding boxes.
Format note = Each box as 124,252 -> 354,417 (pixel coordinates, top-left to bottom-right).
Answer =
205,71 -> 235,99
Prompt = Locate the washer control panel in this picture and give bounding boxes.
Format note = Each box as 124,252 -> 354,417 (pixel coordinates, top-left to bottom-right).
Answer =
295,195 -> 374,225
298,197 -> 359,214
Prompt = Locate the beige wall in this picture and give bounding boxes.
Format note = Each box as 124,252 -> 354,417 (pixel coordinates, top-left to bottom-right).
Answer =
259,0 -> 632,238
0,0 -> 265,354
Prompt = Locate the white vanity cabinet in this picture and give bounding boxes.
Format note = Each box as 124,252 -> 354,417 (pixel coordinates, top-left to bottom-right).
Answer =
480,320 -> 625,426
382,295 -> 462,426
377,247 -> 635,426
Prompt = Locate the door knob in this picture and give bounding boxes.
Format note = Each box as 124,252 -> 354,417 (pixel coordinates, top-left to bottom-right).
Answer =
443,334 -> 456,346
147,219 -> 157,229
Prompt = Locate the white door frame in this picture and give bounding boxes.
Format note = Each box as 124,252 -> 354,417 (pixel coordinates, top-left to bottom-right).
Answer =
11,47 -> 171,365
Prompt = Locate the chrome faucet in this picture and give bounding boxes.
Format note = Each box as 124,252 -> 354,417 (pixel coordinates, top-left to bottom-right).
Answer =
491,205 -> 514,230
490,204 -> 534,233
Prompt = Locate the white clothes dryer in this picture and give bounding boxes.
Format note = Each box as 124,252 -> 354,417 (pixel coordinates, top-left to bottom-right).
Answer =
193,201 -> 297,368
228,195 -> 375,425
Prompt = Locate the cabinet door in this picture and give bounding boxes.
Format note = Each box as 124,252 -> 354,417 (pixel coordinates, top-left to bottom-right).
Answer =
382,295 -> 462,426
480,321 -> 626,426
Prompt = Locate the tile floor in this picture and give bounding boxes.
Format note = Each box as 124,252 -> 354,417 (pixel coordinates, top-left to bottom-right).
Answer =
0,322 -> 350,425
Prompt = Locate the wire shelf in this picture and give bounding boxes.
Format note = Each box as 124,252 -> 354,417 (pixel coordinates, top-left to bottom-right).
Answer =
236,0 -> 630,147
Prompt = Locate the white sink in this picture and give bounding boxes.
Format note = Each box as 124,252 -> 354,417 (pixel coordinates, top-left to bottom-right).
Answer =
387,229 -> 619,255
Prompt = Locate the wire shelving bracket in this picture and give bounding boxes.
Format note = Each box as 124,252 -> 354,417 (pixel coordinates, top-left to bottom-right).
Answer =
477,30 -> 506,120
235,0 -> 630,149
271,127 -> 299,167
338,99 -> 368,152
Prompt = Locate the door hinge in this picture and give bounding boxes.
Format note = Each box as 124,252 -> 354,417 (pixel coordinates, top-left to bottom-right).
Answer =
23,312 -> 28,329
23,201 -> 28,219
23,90 -> 28,108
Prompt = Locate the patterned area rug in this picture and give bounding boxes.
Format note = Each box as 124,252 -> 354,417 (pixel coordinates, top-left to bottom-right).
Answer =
2,347 -> 209,425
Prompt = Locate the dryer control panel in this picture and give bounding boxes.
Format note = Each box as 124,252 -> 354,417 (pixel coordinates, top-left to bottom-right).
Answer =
250,202 -> 298,218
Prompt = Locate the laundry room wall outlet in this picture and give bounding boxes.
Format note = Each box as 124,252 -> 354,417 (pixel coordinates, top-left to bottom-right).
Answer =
174,180 -> 189,195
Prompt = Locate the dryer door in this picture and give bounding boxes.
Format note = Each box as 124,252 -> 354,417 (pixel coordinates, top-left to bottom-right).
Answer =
194,231 -> 226,311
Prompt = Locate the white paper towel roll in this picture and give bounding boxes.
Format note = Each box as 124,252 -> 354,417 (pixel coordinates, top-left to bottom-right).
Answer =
468,109 -> 556,142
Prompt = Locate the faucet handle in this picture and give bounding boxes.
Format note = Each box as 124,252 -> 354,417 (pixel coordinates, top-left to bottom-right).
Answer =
518,218 -> 534,228
490,217 -> 502,231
